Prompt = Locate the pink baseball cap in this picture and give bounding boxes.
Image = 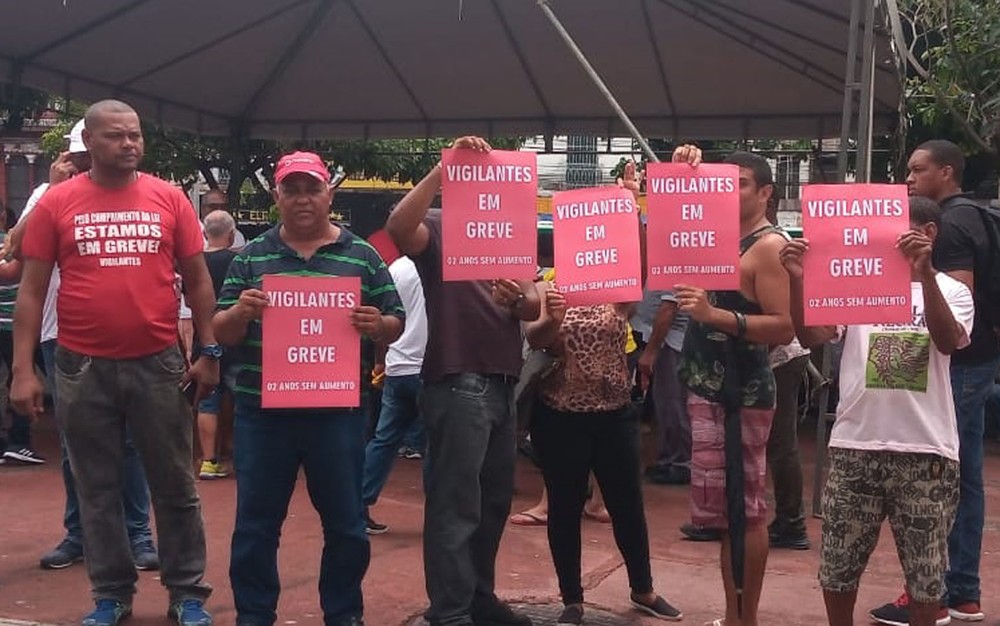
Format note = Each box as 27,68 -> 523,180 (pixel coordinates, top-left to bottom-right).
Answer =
274,151 -> 331,185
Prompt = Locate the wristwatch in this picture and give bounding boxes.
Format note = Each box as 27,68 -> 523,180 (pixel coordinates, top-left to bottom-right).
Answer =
511,292 -> 526,310
200,344 -> 224,359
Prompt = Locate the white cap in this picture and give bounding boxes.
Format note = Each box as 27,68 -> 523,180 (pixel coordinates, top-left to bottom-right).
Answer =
65,119 -> 86,153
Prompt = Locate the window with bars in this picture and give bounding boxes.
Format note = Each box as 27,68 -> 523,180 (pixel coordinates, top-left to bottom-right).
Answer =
565,135 -> 598,188
775,155 -> 801,201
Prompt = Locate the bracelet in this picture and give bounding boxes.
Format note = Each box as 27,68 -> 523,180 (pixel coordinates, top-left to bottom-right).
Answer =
733,311 -> 748,338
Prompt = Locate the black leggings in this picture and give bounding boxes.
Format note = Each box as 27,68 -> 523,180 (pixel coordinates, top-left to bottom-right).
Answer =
529,400 -> 653,604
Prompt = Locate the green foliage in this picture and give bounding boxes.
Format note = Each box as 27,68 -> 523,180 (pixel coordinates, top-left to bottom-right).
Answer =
39,120 -> 74,155
33,110 -> 522,210
900,0 -> 1000,155
319,136 -> 521,185
0,83 -> 50,131
610,157 -> 631,180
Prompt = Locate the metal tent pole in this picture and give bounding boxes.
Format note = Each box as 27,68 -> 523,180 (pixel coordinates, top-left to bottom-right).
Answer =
537,0 -> 660,162
813,0 -> 871,519
856,0 -> 879,183
836,0 -> 863,182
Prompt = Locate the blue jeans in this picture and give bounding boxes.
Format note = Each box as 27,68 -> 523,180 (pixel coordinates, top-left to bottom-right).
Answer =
362,374 -> 423,506
40,340 -> 153,549
230,403 -> 369,626
985,383 -> 1000,439
402,420 -> 426,451
945,356 -> 1000,605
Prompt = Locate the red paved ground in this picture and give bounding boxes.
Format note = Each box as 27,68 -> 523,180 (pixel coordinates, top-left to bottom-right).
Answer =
2,417 -> 999,626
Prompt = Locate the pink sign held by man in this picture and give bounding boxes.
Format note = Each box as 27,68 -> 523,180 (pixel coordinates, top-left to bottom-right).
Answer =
800,184 -> 911,325
261,275 -> 362,409
440,148 -> 537,281
645,162 -> 741,290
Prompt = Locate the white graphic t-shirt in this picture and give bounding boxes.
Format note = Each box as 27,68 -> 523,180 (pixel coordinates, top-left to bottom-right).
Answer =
829,274 -> 974,461
20,183 -> 59,343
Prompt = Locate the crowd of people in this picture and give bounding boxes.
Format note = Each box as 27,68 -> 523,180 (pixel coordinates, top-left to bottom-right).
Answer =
0,98 -> 997,626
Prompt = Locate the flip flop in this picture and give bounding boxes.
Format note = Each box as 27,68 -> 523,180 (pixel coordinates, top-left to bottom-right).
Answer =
509,511 -> 547,526
583,509 -> 612,523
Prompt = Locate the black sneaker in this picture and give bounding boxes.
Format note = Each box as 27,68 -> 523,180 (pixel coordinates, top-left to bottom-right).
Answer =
364,511 -> 388,535
471,597 -> 532,626
398,446 -> 423,460
556,605 -> 583,626
131,539 -> 159,571
769,532 -> 811,550
768,523 -> 811,550
629,593 -> 682,621
870,591 -> 952,626
4,446 -> 46,465
679,523 -> 722,542
40,538 -> 84,569
645,466 -> 691,485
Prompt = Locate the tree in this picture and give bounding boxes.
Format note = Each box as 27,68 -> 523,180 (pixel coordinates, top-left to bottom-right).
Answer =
897,0 -> 1000,192
0,83 -> 50,132
37,109 -> 521,210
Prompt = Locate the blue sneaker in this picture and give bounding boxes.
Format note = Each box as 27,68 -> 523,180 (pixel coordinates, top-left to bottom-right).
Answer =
82,599 -> 132,626
168,599 -> 213,626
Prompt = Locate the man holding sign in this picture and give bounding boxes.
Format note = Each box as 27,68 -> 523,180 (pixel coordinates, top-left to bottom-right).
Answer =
781,197 -> 973,626
213,151 -> 404,626
675,151 -> 794,626
387,136 -> 541,626
869,140 -> 1000,626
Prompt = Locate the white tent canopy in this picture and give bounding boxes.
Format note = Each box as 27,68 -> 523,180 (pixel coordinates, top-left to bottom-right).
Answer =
0,0 -> 899,140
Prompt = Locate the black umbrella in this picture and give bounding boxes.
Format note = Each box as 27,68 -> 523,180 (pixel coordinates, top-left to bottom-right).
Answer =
721,344 -> 747,618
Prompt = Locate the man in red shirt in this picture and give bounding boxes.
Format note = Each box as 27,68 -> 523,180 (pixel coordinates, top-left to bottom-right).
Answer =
11,100 -> 219,626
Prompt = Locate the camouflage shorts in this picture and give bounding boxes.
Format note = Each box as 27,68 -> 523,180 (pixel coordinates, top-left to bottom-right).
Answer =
819,447 -> 959,602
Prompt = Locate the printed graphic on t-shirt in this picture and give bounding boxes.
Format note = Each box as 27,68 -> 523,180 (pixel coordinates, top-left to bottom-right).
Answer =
865,332 -> 930,392
73,210 -> 163,267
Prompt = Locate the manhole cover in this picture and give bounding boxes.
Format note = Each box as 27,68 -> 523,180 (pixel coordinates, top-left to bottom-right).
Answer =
405,602 -> 639,625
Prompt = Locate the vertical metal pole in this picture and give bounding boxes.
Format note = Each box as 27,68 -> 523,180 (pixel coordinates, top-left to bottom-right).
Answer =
837,0 -> 862,182
537,0 -> 660,163
856,0 -> 879,183
816,0 -> 870,519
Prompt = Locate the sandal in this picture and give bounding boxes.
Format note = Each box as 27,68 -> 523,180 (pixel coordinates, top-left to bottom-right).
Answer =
509,511 -> 548,526
583,508 -> 612,523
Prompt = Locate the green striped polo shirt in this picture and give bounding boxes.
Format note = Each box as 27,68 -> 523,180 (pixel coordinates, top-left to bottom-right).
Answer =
0,282 -> 18,332
217,225 -> 405,410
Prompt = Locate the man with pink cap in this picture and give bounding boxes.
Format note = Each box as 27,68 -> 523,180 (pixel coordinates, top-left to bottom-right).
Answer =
214,151 -> 405,626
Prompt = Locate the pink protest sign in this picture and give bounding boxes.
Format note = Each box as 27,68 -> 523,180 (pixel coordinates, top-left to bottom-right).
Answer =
441,148 -> 537,281
261,275 -> 361,409
801,184 -> 911,325
645,163 -> 741,290
552,186 -> 642,306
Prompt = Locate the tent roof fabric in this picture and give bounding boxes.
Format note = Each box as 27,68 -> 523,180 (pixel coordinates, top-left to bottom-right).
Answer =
0,0 -> 899,139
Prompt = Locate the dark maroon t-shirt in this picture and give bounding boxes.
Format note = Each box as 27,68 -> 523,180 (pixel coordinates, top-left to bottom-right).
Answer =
411,212 -> 523,383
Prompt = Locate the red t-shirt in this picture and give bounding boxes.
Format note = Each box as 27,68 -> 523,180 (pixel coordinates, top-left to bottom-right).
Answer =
22,174 -> 204,358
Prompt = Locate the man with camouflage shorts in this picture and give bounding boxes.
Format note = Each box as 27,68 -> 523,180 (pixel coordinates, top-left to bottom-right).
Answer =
781,196 -> 973,626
